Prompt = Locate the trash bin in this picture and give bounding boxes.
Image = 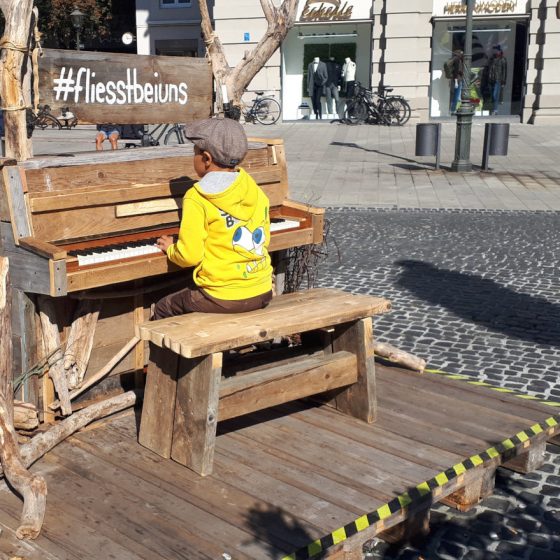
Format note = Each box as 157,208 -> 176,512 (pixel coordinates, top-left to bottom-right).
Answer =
415,123 -> 442,169
298,102 -> 311,120
482,122 -> 509,170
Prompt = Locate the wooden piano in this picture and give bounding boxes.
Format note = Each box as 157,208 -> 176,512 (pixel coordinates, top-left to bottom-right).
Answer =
0,138 -> 324,414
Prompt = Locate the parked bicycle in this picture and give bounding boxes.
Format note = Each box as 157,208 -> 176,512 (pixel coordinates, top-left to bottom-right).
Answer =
345,83 -> 411,126
225,91 -> 281,125
31,104 -> 78,130
124,123 -> 185,148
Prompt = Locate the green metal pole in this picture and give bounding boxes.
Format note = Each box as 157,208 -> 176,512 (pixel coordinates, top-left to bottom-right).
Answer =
451,0 -> 474,172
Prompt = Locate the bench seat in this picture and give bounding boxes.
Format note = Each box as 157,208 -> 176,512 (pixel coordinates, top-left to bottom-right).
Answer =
137,288 -> 391,475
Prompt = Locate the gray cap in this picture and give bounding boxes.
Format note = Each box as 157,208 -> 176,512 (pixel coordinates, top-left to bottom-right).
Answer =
184,117 -> 248,168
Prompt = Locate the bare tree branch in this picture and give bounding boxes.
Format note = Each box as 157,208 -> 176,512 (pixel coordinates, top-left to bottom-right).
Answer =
198,0 -> 298,107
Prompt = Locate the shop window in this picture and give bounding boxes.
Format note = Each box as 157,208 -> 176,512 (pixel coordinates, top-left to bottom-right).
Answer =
155,39 -> 199,57
160,0 -> 191,7
302,43 -> 356,98
430,20 -> 528,118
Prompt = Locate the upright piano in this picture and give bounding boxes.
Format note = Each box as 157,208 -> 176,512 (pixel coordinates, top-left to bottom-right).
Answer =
0,138 -> 324,409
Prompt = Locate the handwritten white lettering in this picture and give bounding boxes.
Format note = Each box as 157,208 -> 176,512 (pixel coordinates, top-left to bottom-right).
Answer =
52,67 -> 189,106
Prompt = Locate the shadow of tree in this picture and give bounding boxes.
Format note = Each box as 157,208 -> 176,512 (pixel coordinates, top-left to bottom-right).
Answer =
395,259 -> 560,347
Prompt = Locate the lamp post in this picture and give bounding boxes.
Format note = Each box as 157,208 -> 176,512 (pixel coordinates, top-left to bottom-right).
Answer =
451,0 -> 475,172
70,8 -> 86,51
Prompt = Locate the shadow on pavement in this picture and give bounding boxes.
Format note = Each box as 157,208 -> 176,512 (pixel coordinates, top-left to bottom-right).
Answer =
395,259 -> 560,348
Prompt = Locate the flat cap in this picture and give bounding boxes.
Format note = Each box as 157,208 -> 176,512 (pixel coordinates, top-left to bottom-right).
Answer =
184,117 -> 248,168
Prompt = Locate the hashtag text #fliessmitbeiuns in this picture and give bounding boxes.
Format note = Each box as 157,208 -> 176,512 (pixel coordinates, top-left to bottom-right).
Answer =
52,67 -> 189,105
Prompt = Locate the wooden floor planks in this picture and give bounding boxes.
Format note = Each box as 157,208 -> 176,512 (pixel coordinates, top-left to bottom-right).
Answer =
0,363 -> 558,559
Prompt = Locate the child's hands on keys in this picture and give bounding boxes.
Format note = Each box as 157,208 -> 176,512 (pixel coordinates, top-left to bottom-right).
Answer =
156,235 -> 174,253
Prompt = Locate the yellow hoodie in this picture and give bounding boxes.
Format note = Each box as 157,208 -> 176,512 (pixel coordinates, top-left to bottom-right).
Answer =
166,167 -> 273,300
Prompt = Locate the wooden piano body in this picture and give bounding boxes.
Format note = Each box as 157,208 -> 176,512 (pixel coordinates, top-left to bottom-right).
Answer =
0,138 -> 324,413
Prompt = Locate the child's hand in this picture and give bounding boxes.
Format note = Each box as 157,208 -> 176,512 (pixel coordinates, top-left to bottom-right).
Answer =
156,235 -> 174,253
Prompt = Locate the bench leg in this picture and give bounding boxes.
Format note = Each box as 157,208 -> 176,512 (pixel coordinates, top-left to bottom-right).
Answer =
171,353 -> 222,476
138,343 -> 179,458
332,317 -> 377,423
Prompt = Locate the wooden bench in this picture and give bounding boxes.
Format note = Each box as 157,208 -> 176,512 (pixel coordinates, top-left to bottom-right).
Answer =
136,288 -> 391,476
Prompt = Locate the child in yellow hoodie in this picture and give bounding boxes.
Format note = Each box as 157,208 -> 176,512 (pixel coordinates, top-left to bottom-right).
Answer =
153,118 -> 273,320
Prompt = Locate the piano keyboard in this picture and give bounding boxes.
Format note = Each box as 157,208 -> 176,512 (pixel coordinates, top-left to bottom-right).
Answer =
70,237 -> 161,267
67,219 -> 301,267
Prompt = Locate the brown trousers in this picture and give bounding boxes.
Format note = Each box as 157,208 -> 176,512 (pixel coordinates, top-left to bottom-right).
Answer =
152,278 -> 272,320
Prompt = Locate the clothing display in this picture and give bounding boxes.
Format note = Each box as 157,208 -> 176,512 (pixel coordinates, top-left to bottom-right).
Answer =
325,58 -> 341,115
307,58 -> 328,119
342,58 -> 357,98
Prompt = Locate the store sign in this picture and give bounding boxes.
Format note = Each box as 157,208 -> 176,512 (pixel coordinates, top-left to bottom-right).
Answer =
297,0 -> 372,22
433,0 -> 528,17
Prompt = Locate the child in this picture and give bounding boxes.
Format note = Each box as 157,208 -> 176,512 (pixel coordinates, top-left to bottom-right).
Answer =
153,118 -> 273,320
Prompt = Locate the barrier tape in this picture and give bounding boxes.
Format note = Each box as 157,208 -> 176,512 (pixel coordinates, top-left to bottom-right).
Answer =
282,367 -> 560,560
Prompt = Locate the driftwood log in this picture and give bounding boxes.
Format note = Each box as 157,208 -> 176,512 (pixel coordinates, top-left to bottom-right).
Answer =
14,400 -> 39,431
12,391 -> 137,475
373,341 -> 426,373
50,336 -> 140,411
0,396 -> 47,539
63,300 -> 102,389
37,296 -> 72,416
0,256 -> 47,540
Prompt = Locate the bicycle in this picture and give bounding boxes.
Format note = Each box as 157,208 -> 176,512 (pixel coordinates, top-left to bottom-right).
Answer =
235,92 -> 281,125
144,123 -> 185,146
124,123 -> 185,148
344,83 -> 411,126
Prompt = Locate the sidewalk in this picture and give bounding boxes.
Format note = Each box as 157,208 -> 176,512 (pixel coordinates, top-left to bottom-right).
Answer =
30,121 -> 560,211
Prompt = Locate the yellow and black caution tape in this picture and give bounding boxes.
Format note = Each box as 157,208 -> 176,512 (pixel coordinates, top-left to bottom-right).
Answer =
282,367 -> 560,560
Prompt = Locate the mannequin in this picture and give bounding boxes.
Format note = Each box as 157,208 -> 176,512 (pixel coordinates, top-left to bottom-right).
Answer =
342,57 -> 357,98
325,56 -> 342,118
307,56 -> 328,119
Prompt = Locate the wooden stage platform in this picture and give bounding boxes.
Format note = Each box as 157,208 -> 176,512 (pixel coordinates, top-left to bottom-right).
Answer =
0,364 -> 558,560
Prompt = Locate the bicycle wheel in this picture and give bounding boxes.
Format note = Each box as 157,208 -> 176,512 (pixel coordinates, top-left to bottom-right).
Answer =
35,114 -> 61,130
383,97 -> 411,126
344,99 -> 368,124
164,125 -> 185,146
254,98 -> 281,125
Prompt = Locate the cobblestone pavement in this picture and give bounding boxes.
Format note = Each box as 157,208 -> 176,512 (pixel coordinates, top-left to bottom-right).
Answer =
315,208 -> 560,560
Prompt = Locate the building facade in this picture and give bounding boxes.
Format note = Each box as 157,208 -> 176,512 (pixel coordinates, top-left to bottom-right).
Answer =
136,0 -> 560,123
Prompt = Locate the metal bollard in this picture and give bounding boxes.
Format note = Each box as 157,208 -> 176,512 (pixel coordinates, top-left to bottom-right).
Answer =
482,122 -> 509,171
415,123 -> 442,169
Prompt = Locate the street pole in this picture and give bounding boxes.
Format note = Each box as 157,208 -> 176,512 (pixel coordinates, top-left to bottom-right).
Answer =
76,27 -> 81,51
451,0 -> 474,172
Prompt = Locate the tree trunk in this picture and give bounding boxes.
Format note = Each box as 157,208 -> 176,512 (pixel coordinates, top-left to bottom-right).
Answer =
0,0 -> 35,161
0,256 -> 46,540
0,396 -> 47,540
199,0 -> 298,109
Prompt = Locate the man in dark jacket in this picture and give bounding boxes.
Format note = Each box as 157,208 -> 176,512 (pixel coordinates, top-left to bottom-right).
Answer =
488,46 -> 507,115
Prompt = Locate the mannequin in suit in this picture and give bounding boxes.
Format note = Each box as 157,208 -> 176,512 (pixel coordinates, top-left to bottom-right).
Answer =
307,57 -> 328,119
342,57 -> 357,98
325,57 -> 342,118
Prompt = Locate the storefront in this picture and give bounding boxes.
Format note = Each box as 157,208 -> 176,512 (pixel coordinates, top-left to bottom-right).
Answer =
430,0 -> 530,119
281,0 -> 374,121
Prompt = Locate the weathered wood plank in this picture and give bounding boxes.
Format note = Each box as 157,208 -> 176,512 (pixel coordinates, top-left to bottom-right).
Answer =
39,49 -> 212,125
171,354 -> 220,476
219,351 -> 357,421
138,289 -> 391,358
138,344 -> 179,459
331,318 -> 377,423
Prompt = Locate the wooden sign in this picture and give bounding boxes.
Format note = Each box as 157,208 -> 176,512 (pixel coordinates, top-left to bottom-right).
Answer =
38,49 -> 213,125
